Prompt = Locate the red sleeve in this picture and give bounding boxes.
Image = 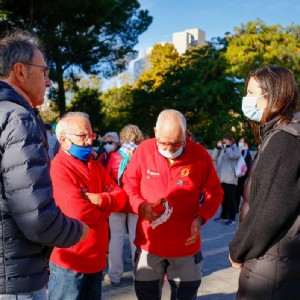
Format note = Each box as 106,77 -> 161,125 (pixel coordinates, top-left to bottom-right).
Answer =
196,149 -> 223,222
50,158 -> 104,226
90,161 -> 127,212
122,146 -> 147,214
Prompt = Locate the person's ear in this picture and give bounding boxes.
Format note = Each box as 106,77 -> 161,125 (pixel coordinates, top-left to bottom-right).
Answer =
13,62 -> 27,83
59,135 -> 71,150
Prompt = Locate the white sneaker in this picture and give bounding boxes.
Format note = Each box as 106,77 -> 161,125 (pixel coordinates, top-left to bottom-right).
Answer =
103,274 -> 120,286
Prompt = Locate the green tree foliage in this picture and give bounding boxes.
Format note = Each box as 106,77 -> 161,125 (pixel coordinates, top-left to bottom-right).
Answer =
100,84 -> 134,133
0,0 -> 152,115
131,39 -> 246,145
68,87 -> 103,133
38,101 -> 60,123
226,19 -> 300,81
135,43 -> 180,91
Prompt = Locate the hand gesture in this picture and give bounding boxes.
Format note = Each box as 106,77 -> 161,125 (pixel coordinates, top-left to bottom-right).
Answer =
185,216 -> 204,246
78,222 -> 89,242
229,254 -> 243,269
138,202 -> 159,221
83,192 -> 102,205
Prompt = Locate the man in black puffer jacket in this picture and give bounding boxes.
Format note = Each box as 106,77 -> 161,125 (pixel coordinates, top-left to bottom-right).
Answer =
0,30 -> 89,297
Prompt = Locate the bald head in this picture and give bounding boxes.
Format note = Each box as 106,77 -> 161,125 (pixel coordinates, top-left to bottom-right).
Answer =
154,109 -> 187,153
155,109 -> 186,134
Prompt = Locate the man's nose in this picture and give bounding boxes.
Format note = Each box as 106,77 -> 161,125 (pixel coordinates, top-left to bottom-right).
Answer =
45,77 -> 51,88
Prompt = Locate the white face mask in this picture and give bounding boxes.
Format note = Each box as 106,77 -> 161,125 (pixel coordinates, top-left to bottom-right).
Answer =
242,93 -> 268,123
104,143 -> 116,153
158,145 -> 184,159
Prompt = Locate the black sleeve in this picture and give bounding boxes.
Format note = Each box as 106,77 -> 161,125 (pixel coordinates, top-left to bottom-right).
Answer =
229,131 -> 300,263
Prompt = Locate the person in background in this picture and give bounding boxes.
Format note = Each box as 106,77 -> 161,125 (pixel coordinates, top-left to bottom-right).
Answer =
122,109 -> 223,300
229,65 -> 300,300
98,131 -> 120,168
235,136 -> 252,213
212,134 -> 240,225
48,112 -> 127,299
45,122 -> 60,160
0,29 -> 88,298
104,124 -> 144,286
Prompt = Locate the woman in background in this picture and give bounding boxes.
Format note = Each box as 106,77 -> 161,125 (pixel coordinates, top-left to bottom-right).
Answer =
235,136 -> 252,213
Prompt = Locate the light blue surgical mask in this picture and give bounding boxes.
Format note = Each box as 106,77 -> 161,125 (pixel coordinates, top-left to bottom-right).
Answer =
242,93 -> 268,123
238,142 -> 244,148
68,143 -> 92,161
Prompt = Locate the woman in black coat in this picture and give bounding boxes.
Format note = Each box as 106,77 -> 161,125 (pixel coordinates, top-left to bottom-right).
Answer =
229,65 -> 300,300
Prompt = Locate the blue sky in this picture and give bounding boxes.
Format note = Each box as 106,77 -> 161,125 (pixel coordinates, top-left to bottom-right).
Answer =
103,0 -> 299,89
136,0 -> 299,56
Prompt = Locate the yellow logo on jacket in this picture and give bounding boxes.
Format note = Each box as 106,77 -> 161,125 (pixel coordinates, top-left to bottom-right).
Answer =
181,168 -> 190,177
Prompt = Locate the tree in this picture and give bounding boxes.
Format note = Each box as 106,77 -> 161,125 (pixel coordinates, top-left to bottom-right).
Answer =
0,0 -> 152,115
68,87 -> 103,133
100,84 -> 134,133
131,39 -> 245,146
226,19 -> 300,81
135,43 -> 180,91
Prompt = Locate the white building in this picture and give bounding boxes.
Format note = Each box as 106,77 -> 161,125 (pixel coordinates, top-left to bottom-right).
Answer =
172,28 -> 206,54
133,28 -> 206,80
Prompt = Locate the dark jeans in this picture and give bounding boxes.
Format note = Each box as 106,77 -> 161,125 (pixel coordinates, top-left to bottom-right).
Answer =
48,262 -> 103,300
0,287 -> 46,300
220,183 -> 237,220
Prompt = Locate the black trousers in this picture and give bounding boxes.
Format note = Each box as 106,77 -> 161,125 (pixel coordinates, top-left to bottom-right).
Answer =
220,183 -> 237,220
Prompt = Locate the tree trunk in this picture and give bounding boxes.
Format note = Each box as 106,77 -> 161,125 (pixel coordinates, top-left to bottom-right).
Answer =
56,66 -> 66,117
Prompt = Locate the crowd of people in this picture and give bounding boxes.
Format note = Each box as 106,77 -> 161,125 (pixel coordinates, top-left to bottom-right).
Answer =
212,134 -> 253,225
0,29 -> 299,300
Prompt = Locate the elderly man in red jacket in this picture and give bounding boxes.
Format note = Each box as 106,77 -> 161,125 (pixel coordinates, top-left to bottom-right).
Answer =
48,112 -> 126,300
122,109 -> 223,300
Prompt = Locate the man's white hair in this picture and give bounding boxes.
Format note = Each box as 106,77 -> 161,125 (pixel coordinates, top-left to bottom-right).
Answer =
56,112 -> 90,140
156,109 -> 187,134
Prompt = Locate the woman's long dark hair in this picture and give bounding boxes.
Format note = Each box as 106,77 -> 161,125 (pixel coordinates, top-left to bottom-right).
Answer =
245,65 -> 299,143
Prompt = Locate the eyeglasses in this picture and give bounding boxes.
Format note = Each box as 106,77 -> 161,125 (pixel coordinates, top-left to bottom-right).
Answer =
104,141 -> 115,145
157,138 -> 185,149
23,63 -> 50,78
65,132 -> 96,142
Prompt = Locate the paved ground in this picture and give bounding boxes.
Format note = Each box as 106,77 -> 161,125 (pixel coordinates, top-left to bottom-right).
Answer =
102,210 -> 240,299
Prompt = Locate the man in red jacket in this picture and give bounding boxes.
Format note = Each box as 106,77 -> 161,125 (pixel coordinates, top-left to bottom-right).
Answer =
48,112 -> 127,300
122,109 -> 223,300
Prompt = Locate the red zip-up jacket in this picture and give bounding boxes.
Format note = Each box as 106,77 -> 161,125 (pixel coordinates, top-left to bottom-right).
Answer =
122,138 -> 223,257
50,149 -> 126,273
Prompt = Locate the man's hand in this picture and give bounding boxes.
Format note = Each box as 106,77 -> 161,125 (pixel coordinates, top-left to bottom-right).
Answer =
78,222 -> 89,242
138,202 -> 159,221
82,192 -> 102,205
185,216 -> 204,246
229,254 -> 243,269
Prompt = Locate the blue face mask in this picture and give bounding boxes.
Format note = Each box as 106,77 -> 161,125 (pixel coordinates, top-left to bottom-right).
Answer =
68,143 -> 92,161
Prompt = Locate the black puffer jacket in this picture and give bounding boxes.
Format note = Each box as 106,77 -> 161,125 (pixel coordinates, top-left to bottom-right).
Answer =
0,81 -> 82,293
229,112 -> 300,300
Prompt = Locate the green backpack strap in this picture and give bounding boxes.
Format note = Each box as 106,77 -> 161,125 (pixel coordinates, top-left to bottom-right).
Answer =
117,149 -> 130,185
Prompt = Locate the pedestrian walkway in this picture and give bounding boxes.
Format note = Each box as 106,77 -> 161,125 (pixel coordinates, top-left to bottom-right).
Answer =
102,210 -> 240,299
